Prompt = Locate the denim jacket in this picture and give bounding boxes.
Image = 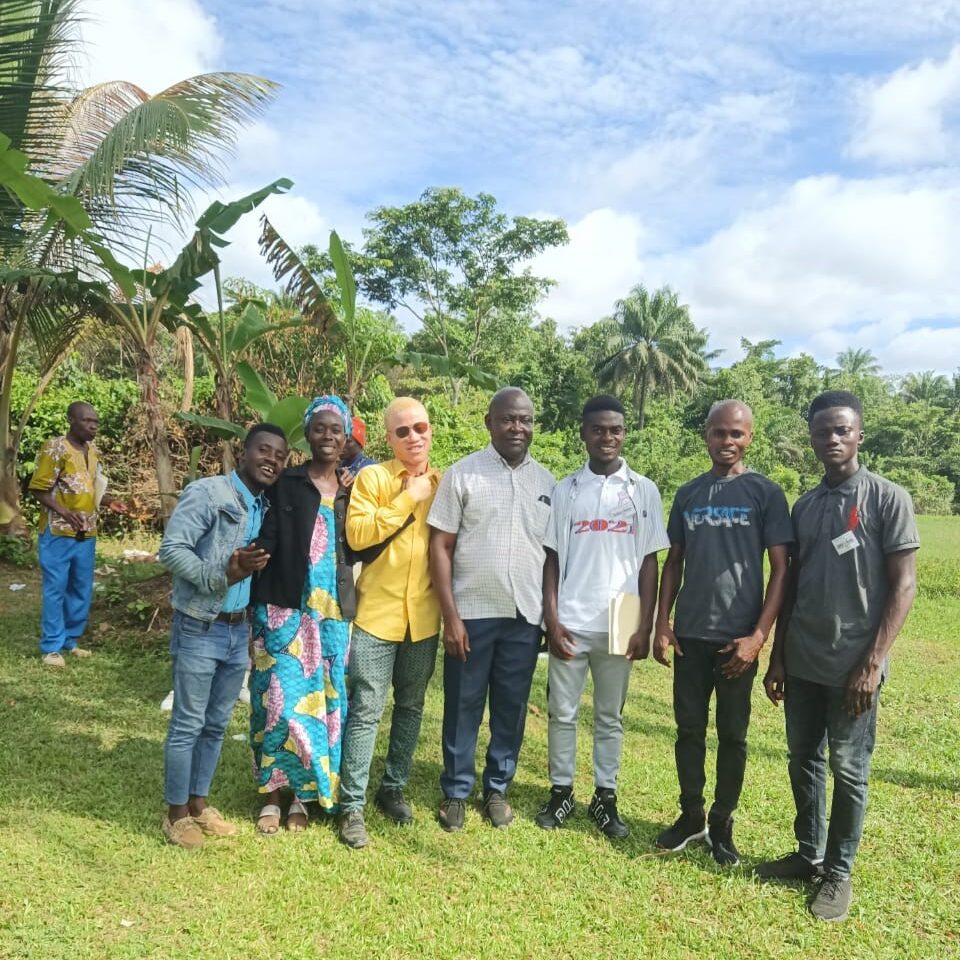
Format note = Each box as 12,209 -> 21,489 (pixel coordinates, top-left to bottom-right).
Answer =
158,475 -> 264,622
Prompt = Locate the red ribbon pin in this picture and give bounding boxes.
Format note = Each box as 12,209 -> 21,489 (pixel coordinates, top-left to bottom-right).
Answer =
847,505 -> 859,532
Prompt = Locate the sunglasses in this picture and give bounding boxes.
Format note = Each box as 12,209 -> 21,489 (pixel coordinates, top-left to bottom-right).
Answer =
393,422 -> 430,439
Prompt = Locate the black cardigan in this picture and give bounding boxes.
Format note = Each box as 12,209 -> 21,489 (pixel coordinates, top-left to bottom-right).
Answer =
252,464 -> 357,618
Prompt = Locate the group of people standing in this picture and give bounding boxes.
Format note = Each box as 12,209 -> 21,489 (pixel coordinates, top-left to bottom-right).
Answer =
29,385 -> 918,924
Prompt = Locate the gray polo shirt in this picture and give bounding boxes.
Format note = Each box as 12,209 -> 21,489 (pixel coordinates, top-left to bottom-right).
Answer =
428,444 -> 555,625
785,466 -> 920,687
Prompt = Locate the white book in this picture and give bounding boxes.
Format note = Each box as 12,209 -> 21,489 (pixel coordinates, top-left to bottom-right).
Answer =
608,592 -> 643,656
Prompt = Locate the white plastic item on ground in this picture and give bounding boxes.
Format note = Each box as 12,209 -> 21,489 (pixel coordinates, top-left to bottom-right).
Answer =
8,583 -> 26,591
160,690 -> 174,712
122,549 -> 155,561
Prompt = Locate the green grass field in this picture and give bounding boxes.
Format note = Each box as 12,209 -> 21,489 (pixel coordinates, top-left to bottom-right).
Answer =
1,523 -> 958,959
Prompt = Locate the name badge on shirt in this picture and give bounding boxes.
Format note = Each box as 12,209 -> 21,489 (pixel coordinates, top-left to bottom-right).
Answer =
831,530 -> 859,556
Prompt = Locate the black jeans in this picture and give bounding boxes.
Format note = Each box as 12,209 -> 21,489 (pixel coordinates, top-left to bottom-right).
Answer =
673,636 -> 758,820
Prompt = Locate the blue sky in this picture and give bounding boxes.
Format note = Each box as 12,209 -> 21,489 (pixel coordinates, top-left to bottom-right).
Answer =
78,0 -> 960,373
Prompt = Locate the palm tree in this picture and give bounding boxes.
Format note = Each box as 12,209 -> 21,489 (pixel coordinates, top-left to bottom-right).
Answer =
836,348 -> 881,378
595,284 -> 711,430
901,370 -> 951,406
0,0 -> 278,532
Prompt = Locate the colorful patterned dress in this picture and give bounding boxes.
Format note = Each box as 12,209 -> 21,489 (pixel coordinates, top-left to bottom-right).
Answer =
250,496 -> 350,812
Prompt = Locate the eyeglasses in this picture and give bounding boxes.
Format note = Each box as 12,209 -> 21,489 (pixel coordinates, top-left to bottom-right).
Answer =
393,422 -> 430,439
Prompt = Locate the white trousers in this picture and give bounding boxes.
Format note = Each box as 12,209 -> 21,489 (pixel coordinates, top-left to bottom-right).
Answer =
547,629 -> 633,790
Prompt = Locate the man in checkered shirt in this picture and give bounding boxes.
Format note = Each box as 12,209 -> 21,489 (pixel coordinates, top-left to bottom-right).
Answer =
428,387 -> 554,832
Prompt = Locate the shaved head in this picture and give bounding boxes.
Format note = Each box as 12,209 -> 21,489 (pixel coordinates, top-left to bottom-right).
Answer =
706,399 -> 753,429
67,401 -> 95,421
488,386 -> 531,415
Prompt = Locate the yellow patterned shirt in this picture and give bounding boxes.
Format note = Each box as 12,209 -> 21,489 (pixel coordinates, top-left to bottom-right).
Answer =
28,436 -> 104,537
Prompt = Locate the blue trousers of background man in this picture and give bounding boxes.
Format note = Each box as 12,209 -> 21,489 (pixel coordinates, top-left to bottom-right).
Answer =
440,615 -> 541,799
38,527 -> 96,654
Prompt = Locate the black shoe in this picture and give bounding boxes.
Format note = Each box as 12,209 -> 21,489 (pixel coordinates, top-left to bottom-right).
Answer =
482,789 -> 514,828
810,873 -> 852,922
535,785 -> 576,830
708,815 -> 740,866
655,809 -> 708,851
375,786 -> 413,825
755,851 -> 825,881
338,809 -> 369,849
588,788 -> 629,839
438,796 -> 466,832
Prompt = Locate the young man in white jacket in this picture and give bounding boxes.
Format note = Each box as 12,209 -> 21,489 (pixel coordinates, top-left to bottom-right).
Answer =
537,395 -> 670,838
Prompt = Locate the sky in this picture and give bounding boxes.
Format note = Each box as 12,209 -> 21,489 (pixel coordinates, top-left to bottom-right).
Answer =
74,0 -> 960,374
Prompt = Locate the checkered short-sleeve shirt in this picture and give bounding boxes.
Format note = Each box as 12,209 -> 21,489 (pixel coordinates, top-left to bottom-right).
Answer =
428,444 -> 555,624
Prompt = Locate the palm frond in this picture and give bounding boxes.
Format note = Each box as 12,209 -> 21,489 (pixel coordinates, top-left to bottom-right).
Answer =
52,73 -> 279,256
258,214 -> 336,329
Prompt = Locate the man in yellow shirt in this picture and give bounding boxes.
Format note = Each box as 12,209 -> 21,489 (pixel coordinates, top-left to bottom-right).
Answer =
28,402 -> 125,667
338,397 -> 440,848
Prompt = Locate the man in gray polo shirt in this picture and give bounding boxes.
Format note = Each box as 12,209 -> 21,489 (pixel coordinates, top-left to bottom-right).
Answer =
758,390 -> 919,922
429,387 -> 554,832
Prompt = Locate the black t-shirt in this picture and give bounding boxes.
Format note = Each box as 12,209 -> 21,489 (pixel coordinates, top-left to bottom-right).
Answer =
667,469 -> 793,643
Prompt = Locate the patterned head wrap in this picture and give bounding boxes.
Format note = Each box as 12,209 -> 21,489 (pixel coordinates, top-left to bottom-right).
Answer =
303,394 -> 352,435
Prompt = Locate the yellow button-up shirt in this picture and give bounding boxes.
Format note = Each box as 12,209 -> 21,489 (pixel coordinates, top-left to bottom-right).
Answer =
347,459 -> 441,642
28,436 -> 104,536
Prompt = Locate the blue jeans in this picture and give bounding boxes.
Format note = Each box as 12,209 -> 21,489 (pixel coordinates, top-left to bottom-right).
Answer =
163,611 -> 249,805
37,528 -> 96,654
785,674 -> 879,878
440,616 -> 541,799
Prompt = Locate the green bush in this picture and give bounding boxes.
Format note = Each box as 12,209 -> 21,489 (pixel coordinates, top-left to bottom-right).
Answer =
884,467 -> 955,516
0,534 -> 37,568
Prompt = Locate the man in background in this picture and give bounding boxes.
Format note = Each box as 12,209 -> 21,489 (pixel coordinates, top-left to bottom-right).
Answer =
29,401 -> 127,667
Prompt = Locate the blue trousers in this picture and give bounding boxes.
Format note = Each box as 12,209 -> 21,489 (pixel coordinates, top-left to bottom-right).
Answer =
440,616 -> 541,799
163,611 -> 249,805
785,674 -> 879,878
38,528 -> 96,654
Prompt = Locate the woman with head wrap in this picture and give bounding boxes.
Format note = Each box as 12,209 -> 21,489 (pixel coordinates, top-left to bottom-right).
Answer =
249,396 -> 358,832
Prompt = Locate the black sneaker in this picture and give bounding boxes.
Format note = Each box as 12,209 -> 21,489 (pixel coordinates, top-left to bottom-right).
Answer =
375,786 -> 413,825
482,789 -> 514,828
755,851 -> 825,881
708,815 -> 740,866
535,785 -> 576,830
338,809 -> 369,849
655,809 -> 708,851
438,796 -> 466,832
810,873 -> 852,922
588,789 -> 629,839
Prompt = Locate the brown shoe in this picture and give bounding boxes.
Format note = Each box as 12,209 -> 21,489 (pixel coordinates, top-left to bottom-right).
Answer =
68,647 -> 93,658
41,653 -> 66,668
162,816 -> 205,849
193,806 -> 239,837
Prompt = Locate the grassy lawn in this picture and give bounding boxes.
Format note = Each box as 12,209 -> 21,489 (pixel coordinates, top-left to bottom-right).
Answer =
1,526 -> 958,959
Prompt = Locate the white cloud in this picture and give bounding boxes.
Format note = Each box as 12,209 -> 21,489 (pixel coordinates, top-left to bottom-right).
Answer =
533,209 -> 650,329
850,45 -> 960,166
539,175 -> 960,372
75,0 -> 221,92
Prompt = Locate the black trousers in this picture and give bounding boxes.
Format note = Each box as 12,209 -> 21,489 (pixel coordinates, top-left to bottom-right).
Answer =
673,636 -> 758,820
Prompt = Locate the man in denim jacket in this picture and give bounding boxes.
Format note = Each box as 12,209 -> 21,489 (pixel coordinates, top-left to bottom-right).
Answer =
157,424 -> 287,848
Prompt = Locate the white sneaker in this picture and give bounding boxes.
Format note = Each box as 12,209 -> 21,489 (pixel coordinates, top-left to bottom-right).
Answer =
41,652 -> 66,668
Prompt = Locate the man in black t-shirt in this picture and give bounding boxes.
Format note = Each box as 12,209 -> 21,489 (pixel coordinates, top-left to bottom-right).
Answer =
653,400 -> 793,865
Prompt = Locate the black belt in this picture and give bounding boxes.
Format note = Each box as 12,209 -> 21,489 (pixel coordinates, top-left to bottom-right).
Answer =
216,609 -> 247,625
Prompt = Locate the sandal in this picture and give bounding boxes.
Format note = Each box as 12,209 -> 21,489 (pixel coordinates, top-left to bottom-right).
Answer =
256,803 -> 282,836
287,799 -> 309,832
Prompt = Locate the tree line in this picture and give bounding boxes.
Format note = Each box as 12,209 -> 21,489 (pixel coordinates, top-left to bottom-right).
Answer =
2,2 -> 958,541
